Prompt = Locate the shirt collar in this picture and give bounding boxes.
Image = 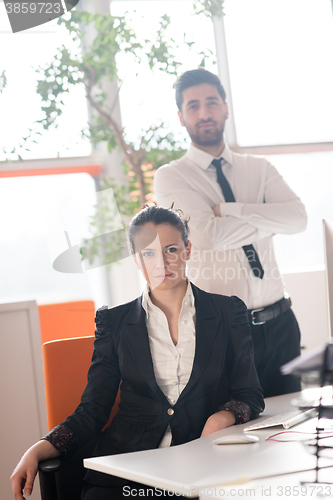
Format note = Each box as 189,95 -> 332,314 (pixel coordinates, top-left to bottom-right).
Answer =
186,142 -> 233,171
142,280 -> 195,319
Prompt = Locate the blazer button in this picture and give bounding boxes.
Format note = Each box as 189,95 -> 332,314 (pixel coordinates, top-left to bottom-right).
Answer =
167,408 -> 174,416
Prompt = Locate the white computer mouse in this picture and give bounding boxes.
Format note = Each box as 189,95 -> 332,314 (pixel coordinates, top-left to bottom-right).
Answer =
213,434 -> 259,445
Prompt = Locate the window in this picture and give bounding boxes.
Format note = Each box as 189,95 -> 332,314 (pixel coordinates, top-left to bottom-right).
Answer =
0,5 -> 90,160
269,151 -> 333,272
221,0 -> 333,148
0,173 -> 98,304
112,0 -> 333,272
111,0 -> 217,147
1,0 -> 332,286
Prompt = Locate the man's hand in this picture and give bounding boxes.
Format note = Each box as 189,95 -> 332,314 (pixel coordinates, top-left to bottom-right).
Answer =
213,204 -> 221,217
201,410 -> 236,437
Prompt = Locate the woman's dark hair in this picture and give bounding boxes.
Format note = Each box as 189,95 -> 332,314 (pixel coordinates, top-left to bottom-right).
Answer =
175,68 -> 226,111
128,204 -> 189,254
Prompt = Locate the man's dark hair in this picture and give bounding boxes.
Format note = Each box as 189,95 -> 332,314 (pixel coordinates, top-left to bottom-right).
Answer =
175,68 -> 226,111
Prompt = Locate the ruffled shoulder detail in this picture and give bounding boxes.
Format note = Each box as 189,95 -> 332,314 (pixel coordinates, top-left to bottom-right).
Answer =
230,295 -> 249,327
94,305 -> 111,338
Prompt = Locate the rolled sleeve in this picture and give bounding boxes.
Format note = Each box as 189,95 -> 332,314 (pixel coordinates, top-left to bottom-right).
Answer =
219,400 -> 251,425
219,202 -> 244,219
42,423 -> 79,458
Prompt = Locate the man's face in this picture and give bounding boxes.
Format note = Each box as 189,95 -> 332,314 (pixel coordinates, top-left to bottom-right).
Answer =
178,83 -> 228,148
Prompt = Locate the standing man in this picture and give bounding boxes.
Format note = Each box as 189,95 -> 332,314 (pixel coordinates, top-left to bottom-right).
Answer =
154,68 -> 307,397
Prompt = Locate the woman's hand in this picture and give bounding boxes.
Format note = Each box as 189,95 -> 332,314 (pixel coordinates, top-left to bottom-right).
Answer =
10,449 -> 38,500
201,410 -> 236,437
10,440 -> 60,500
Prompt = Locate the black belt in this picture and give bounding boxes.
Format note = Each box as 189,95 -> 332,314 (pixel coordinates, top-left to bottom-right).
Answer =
247,295 -> 292,326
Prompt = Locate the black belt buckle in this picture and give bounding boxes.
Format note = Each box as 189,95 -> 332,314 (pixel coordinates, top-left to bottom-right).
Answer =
250,307 -> 265,326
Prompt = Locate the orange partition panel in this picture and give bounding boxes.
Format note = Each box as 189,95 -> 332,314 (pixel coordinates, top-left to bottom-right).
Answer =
38,301 -> 96,345
42,336 -> 120,431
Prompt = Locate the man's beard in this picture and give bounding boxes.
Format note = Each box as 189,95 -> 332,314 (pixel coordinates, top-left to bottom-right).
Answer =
185,120 -> 224,147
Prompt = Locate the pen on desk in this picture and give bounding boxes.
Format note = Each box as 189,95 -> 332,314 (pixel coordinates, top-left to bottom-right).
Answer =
282,409 -> 318,429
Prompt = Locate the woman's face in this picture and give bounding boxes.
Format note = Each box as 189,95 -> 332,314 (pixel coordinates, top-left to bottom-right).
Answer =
133,222 -> 191,291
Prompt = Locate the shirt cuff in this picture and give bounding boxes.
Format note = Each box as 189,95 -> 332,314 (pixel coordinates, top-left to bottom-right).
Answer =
41,423 -> 79,459
219,202 -> 244,219
218,400 -> 251,425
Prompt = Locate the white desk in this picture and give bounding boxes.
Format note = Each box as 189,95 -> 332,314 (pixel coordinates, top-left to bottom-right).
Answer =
84,388 -> 333,498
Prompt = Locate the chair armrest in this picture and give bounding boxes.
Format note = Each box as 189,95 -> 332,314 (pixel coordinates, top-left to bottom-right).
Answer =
38,459 -> 62,500
38,458 -> 62,473
38,435 -> 100,500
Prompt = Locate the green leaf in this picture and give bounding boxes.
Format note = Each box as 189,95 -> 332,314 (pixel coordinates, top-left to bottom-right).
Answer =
0,70 -> 7,93
193,0 -> 225,18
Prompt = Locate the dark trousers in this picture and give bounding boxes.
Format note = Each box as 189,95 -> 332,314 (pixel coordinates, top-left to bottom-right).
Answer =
82,481 -> 198,500
250,308 -> 301,398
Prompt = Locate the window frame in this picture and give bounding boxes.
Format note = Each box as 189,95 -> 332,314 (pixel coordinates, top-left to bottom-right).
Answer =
212,3 -> 333,155
112,0 -> 333,154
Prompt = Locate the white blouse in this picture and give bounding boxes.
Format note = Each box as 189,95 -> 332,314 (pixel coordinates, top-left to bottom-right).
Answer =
142,281 -> 196,447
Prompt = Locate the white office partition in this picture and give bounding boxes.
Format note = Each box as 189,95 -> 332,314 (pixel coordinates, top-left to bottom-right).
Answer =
0,300 -> 48,500
282,269 -> 330,352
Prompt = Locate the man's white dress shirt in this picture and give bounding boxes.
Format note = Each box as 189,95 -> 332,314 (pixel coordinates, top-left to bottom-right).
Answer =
142,281 -> 196,447
154,143 -> 307,310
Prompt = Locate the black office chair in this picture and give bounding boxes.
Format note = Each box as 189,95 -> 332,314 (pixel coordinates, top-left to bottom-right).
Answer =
38,437 -> 99,500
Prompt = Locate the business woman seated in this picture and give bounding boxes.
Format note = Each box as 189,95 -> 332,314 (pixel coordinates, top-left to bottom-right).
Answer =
11,204 -> 264,500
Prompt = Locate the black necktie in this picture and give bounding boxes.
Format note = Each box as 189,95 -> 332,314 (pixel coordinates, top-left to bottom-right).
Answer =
211,158 -> 264,279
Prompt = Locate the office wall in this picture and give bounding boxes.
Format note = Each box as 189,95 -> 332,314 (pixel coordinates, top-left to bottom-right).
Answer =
282,269 -> 330,352
0,301 -> 48,500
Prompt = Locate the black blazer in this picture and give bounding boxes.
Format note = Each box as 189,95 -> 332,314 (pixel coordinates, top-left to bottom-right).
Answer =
63,283 -> 264,486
